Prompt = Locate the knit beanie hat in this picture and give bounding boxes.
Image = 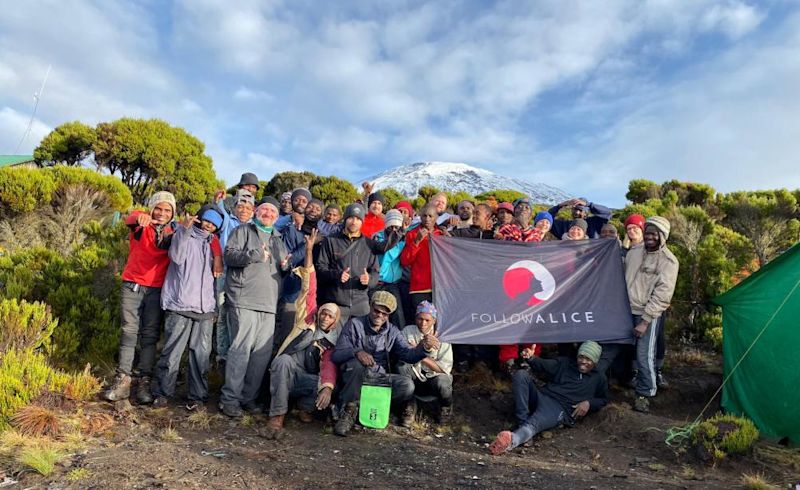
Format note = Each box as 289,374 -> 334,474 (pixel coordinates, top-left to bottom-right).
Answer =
534,211 -> 553,226
148,191 -> 176,214
624,214 -> 645,232
367,192 -> 385,207
497,202 -> 514,213
291,188 -> 312,203
394,201 -> 413,215
645,216 -> 671,240
370,290 -> 397,314
281,191 -> 293,201
344,203 -> 365,221
570,218 -> 588,232
416,300 -> 437,319
237,172 -> 260,189
258,196 -> 280,212
201,208 -> 224,230
578,341 -> 602,364
384,209 -> 403,229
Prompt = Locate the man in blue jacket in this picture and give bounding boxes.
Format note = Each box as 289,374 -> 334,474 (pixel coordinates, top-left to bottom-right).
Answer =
489,341 -> 608,455
332,291 -> 439,436
548,197 -> 612,239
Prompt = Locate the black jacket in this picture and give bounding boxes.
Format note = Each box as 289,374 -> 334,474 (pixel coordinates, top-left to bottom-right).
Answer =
450,226 -> 494,240
316,232 -> 380,315
526,357 -> 608,414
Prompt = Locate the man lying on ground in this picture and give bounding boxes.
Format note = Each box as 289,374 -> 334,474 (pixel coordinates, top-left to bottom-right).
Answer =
489,341 -> 608,455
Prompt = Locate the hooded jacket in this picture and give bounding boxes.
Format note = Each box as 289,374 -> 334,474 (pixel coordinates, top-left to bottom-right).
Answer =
624,218 -> 679,323
224,222 -> 290,313
400,227 -> 444,293
160,225 -> 220,315
122,211 -> 176,287
276,265 -> 339,390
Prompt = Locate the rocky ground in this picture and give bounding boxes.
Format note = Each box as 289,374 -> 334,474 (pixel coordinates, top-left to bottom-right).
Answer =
8,348 -> 800,489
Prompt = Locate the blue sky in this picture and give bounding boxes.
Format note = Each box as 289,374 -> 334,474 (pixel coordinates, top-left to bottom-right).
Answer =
1,0 -> 799,206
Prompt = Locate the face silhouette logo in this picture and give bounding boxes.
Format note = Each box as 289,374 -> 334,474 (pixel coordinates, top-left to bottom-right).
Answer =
502,260 -> 556,306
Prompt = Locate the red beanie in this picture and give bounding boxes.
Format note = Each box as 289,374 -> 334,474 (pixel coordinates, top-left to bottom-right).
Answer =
624,214 -> 645,232
394,201 -> 413,215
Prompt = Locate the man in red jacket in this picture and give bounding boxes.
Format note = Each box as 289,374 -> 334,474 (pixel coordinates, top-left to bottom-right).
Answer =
400,204 -> 443,311
104,191 -> 177,404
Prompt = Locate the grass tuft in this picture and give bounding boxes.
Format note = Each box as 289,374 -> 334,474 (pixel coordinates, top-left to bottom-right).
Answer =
741,472 -> 779,490
239,414 -> 253,427
67,467 -> 91,481
17,444 -> 64,476
160,424 -> 181,442
11,405 -> 61,437
187,409 -> 216,430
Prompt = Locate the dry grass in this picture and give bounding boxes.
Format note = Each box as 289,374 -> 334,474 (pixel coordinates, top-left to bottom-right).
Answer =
670,347 -> 712,367
81,412 -> 115,435
17,444 -> 64,476
160,424 -> 181,442
64,365 -> 102,401
741,472 -> 779,490
11,405 -> 61,437
187,409 -> 217,430
754,443 -> 800,473
239,414 -> 254,428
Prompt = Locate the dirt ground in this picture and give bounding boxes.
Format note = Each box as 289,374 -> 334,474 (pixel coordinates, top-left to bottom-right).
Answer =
10,350 -> 800,489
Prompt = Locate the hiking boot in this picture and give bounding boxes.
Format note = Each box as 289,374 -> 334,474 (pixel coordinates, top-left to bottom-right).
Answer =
136,376 -> 154,404
334,402 -> 358,437
152,396 -> 169,409
489,431 -> 513,455
656,369 -> 669,389
242,402 -> 264,415
220,402 -> 243,418
297,410 -> 314,423
437,405 -> 453,425
103,373 -> 131,402
633,395 -> 650,413
400,400 -> 416,428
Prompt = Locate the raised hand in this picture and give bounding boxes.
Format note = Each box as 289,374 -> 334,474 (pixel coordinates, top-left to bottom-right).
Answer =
136,213 -> 153,227
341,266 -> 351,283
181,213 -> 199,229
359,268 -> 370,285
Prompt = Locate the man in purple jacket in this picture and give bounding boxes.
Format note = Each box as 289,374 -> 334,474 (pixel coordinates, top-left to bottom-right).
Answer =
151,207 -> 224,409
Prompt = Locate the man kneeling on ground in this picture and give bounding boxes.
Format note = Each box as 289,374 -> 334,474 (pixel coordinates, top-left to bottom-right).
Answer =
331,291 -> 440,436
489,341 -> 608,455
398,301 -> 453,424
265,229 -> 340,439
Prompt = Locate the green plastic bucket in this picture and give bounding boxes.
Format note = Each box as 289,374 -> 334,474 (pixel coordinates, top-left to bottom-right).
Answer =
359,374 -> 392,429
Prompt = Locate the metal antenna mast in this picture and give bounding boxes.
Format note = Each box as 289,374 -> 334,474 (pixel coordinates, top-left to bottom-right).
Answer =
14,64 -> 51,154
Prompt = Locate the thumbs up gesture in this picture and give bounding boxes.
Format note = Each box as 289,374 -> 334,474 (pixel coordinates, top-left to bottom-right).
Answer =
341,267 -> 351,283
359,268 -> 370,285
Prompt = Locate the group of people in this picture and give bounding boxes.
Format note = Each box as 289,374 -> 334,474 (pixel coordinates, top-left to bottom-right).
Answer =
101,171 -> 678,451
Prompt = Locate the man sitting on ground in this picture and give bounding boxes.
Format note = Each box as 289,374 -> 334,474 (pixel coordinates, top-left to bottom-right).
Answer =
331,291 -> 439,436
398,301 -> 453,424
489,341 -> 608,455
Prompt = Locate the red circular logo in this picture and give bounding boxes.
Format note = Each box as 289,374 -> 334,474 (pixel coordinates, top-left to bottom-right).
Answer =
502,260 -> 556,306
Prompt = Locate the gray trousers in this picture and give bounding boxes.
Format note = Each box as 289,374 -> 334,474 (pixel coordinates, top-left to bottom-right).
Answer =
215,275 -> 231,361
118,282 -> 163,376
268,353 -> 319,416
154,312 -> 213,401
634,315 -> 659,397
511,369 -> 567,449
337,359 -> 415,406
396,363 -> 453,406
220,307 -> 275,406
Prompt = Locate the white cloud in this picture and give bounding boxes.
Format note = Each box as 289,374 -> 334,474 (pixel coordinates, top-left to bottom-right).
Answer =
701,1 -> 765,39
0,106 -> 52,155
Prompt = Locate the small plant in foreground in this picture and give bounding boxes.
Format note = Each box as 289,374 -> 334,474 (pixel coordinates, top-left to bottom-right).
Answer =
17,445 -> 64,476
11,405 -> 61,437
691,413 -> 759,463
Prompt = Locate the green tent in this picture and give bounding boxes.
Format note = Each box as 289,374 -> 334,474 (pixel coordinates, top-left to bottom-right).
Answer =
714,242 -> 800,444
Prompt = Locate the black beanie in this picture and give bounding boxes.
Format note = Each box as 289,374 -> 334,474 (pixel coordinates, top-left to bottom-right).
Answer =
344,203 -> 365,221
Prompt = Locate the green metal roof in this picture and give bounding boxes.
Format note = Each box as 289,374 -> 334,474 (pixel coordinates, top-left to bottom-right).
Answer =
0,155 -> 35,168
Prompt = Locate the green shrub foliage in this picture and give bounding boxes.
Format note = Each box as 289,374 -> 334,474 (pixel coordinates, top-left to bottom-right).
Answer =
691,413 -> 759,462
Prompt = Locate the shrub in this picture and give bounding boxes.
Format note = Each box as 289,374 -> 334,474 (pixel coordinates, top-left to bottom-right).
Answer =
691,413 -> 759,463
0,348 -> 55,430
0,299 -> 58,354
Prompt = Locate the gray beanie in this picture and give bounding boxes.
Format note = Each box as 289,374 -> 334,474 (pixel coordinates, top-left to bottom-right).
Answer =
384,209 -> 403,229
344,203 -> 365,221
291,188 -> 312,203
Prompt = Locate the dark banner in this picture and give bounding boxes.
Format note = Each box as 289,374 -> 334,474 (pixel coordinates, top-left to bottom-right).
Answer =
431,236 -> 634,345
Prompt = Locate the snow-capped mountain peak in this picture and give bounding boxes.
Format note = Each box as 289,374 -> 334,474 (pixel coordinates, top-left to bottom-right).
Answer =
364,161 -> 570,204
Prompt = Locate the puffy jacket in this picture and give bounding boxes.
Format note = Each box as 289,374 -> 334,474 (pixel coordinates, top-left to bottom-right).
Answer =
361,212 -> 385,239
316,231 -> 379,316
332,315 -> 428,372
624,228 -> 679,323
161,226 -> 219,314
